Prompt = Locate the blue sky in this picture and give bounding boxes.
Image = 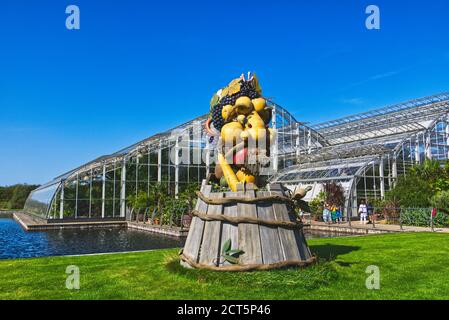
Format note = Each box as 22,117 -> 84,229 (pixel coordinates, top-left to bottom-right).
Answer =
1,0 -> 449,185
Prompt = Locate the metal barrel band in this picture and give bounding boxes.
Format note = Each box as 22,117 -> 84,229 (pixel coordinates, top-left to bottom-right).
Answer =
180,253 -> 317,272
191,210 -> 304,229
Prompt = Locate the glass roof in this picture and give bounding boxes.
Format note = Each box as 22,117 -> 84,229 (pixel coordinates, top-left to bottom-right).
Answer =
270,157 -> 374,184
313,92 -> 449,145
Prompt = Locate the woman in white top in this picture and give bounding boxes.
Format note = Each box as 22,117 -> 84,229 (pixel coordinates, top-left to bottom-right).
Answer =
358,200 -> 368,224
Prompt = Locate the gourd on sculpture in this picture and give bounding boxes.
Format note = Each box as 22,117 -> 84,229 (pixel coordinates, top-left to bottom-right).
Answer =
180,73 -> 315,271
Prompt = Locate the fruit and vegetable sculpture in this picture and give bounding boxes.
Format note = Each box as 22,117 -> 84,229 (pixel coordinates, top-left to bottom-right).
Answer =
205,73 -> 275,191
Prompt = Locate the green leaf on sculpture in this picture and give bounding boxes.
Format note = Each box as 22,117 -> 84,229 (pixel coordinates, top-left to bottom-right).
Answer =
223,255 -> 239,264
227,249 -> 244,257
222,239 -> 232,255
210,94 -> 219,108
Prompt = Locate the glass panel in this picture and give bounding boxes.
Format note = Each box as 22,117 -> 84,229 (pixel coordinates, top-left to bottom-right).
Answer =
91,200 -> 102,218
105,200 -> 114,217
63,200 -> 76,218
149,165 -> 158,182
23,183 -> 60,218
77,200 -> 90,218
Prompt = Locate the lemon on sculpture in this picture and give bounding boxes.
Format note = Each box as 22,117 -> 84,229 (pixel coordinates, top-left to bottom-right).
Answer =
221,105 -> 233,120
235,96 -> 253,115
221,122 -> 243,144
252,98 -> 266,112
237,114 -> 246,125
244,111 -> 267,141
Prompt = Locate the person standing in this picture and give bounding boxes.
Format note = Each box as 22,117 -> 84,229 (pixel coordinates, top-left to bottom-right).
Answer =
335,206 -> 342,224
322,203 -> 331,224
359,200 -> 368,224
367,201 -> 374,224
330,205 -> 337,224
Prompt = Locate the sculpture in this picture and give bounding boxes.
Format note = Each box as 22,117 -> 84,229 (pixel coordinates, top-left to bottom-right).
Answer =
180,73 -> 315,271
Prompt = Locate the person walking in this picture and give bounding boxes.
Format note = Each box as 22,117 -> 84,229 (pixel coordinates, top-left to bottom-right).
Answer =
359,200 -> 368,224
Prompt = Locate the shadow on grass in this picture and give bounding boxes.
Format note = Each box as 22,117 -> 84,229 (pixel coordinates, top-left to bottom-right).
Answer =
310,244 -> 360,263
163,252 -> 340,290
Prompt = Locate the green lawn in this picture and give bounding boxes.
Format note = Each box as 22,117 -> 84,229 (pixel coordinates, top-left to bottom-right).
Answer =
1,232 -> 449,300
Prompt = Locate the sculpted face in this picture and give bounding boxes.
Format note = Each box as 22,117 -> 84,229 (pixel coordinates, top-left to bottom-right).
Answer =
207,74 -> 275,191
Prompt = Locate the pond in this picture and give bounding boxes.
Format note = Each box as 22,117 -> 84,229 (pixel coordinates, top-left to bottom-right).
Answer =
0,218 -> 347,259
0,218 -> 185,259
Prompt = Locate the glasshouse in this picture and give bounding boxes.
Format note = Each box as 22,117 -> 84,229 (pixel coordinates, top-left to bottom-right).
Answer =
24,92 -> 449,220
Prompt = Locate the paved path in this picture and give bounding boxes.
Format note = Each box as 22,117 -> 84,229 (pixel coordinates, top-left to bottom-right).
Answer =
128,221 -> 187,237
309,220 -> 449,234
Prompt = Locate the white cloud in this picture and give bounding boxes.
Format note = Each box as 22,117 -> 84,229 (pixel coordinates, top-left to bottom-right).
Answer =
336,69 -> 403,92
340,97 -> 365,105
369,71 -> 400,80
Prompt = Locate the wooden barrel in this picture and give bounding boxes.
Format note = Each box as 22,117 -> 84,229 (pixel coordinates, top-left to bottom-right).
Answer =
180,182 -> 315,271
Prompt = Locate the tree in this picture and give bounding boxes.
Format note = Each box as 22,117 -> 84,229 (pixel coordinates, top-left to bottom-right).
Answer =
323,182 -> 345,207
0,184 -> 39,209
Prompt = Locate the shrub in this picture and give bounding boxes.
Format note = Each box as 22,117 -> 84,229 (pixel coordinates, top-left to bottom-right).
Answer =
162,198 -> 189,226
386,175 -> 433,208
431,191 -> 449,214
400,208 -> 449,228
178,183 -> 199,214
127,191 -> 150,220
309,191 -> 325,220
127,191 -> 150,210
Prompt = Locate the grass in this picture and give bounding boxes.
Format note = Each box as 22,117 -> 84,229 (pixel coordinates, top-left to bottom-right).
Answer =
1,232 -> 449,299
